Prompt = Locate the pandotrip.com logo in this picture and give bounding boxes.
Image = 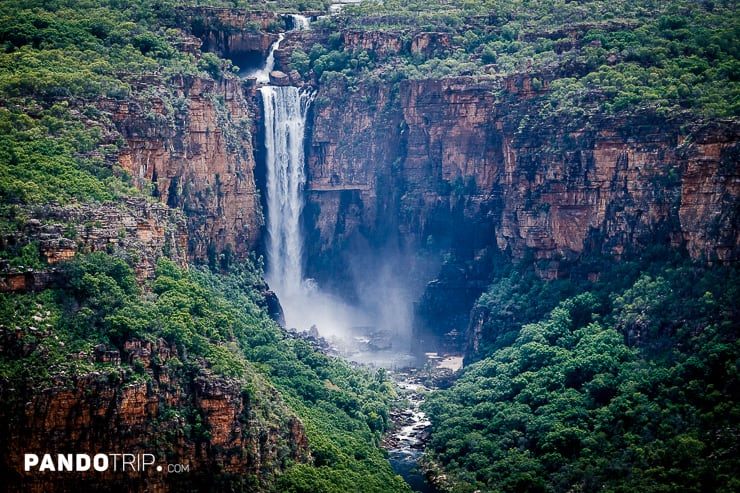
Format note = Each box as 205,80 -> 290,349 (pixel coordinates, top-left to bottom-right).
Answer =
24,453 -> 190,474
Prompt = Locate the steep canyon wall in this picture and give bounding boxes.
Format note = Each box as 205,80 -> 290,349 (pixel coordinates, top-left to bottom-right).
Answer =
0,337 -> 309,492
102,74 -> 262,264
308,74 -> 738,269
102,9 -> 739,346
304,73 -> 739,339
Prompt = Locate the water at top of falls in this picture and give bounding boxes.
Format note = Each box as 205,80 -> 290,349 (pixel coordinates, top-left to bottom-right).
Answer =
289,14 -> 311,31
248,33 -> 285,83
329,0 -> 366,14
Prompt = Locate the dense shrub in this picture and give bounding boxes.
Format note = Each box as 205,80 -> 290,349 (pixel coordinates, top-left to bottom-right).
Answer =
424,261 -> 740,492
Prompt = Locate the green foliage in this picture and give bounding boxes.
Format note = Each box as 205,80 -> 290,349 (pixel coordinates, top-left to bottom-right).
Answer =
159,261 -> 410,491
0,0 -> 222,205
197,52 -> 223,79
1,252 -> 405,491
0,104 -> 132,204
289,47 -> 311,76
424,261 -> 740,492
473,271 -> 577,355
329,0 -> 738,119
0,240 -> 45,270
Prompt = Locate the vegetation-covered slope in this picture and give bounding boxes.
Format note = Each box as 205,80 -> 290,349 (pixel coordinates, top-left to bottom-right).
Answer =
0,0 -> 407,491
0,0 -> 224,205
423,256 -> 740,492
293,0 -> 739,120
0,253 -> 409,491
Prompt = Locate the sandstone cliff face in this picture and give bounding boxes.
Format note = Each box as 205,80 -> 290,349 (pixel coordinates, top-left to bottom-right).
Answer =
342,30 -> 404,59
0,198 -> 187,290
494,110 -> 739,276
0,334 -> 310,493
303,73 -> 739,337
677,122 -> 739,263
100,74 -> 262,264
307,79 -> 398,232
307,74 -> 739,268
179,7 -> 279,59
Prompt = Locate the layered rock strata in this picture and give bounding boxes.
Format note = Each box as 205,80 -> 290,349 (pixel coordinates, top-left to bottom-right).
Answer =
178,7 -> 279,58
306,75 -> 739,278
100,74 -> 262,263
0,336 -> 310,493
0,198 -> 187,290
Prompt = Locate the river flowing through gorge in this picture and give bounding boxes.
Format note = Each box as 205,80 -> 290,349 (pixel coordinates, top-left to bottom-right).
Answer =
260,79 -> 439,489
387,379 -> 433,493
253,19 -> 462,492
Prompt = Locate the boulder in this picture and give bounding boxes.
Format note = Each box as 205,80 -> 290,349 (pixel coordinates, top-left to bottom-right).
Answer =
269,70 -> 290,86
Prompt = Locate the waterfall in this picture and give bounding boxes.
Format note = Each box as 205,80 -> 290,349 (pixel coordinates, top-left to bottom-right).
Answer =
259,86 -> 416,347
256,16 -> 415,353
261,86 -> 312,311
261,84 -> 372,336
249,33 -> 284,83
288,14 -> 311,31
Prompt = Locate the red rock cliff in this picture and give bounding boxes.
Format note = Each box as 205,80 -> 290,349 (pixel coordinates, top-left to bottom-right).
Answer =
178,7 -> 279,59
301,73 -> 738,345
305,75 -> 739,282
100,74 -> 262,264
0,336 -> 310,492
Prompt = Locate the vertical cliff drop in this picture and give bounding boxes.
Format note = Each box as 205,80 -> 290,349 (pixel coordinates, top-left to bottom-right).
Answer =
260,83 -> 374,342
261,85 -> 312,304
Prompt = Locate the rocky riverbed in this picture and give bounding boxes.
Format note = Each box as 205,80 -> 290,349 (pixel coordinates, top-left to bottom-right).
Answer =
383,355 -> 462,492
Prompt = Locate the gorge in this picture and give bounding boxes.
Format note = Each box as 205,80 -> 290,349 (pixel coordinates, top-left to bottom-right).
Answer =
1,1 -> 738,492
207,5 -> 739,362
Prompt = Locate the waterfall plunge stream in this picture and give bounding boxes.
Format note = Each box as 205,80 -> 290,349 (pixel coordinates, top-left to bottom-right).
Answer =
261,85 -> 312,303
258,49 -> 419,368
258,20 -> 386,346
257,21 -> 450,493
261,84 -> 378,342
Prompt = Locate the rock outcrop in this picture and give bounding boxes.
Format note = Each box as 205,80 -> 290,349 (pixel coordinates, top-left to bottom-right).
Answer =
342,30 -> 405,59
178,7 -> 279,59
0,334 -> 310,493
0,198 -> 187,289
268,70 -> 291,86
100,74 -> 262,264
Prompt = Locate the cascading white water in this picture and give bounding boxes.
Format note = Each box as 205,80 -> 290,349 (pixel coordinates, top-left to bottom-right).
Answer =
256,12 -> 420,354
261,85 -> 373,337
248,33 -> 284,83
261,85 -> 312,295
289,14 -> 311,31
